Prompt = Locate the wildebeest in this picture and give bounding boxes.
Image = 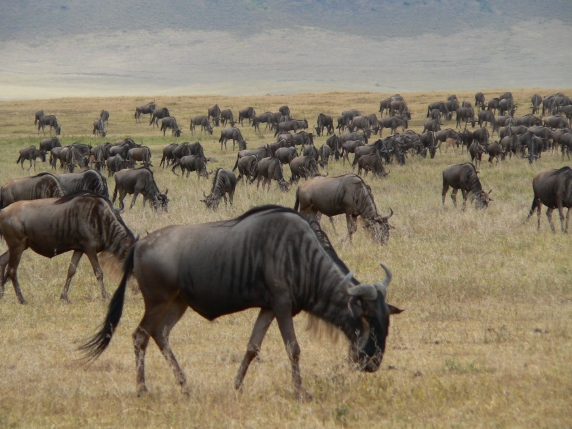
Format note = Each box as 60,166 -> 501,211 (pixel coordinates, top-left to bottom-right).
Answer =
172,141 -> 205,163
160,143 -> 179,167
484,141 -> 505,164
420,132 -> 437,158
478,110 -> 496,129
57,169 -> 109,198
112,168 -> 169,211
422,119 -> 441,134
34,110 -> 45,125
473,127 -> 490,145
379,98 -> 392,116
531,94 -> 542,115
108,143 -> 130,159
207,105 -> 221,126
39,137 -> 61,153
0,192 -> 135,304
294,174 -> 393,244
134,101 -> 156,123
100,110 -> 110,125
379,116 -> 408,136
315,113 -> 334,136
279,131 -> 314,147
106,154 -> 131,177
357,153 -> 388,178
487,98 -> 500,114
251,112 -> 274,132
220,109 -> 235,126
526,167 -> 572,232
275,119 -> 309,136
160,117 -> 182,137
340,140 -> 365,165
171,155 -> 210,180
279,105 -> 291,119
0,173 -> 63,209
52,145 -> 87,173
190,115 -> 213,135
16,146 -> 46,170
128,147 -> 152,166
543,115 -> 570,129
80,205 -> 402,398
558,105 -> 572,125
303,144 -> 319,161
201,168 -> 237,210
219,127 -> 246,150
468,141 -> 484,166
348,116 -> 371,135
255,157 -> 290,192
232,145 -> 272,171
235,155 -> 258,183
442,163 -> 492,210
455,107 -> 476,128
93,119 -> 106,137
275,147 -> 299,165
37,115 -> 61,135
318,144 -> 332,169
289,156 -> 321,182
475,92 -> 486,110
150,107 -> 170,127
238,107 -> 256,125
513,114 -> 541,127
427,102 -> 451,120
462,100 -> 472,108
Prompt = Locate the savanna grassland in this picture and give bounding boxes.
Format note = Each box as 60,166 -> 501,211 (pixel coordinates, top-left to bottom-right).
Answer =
0,89 -> 571,428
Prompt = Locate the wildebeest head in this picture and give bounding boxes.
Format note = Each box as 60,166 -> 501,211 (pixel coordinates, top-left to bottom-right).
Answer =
56,126 -> 62,136
472,189 -> 492,209
151,189 -> 169,212
173,129 -> 182,137
364,208 -> 394,244
346,263 -> 403,372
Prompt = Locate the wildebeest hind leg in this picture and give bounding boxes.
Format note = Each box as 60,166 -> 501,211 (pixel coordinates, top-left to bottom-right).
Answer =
566,208 -> 571,233
546,208 -> 556,232
6,246 -> 26,304
85,251 -> 108,299
235,308 -> 275,390
0,251 -> 8,300
60,250 -> 83,303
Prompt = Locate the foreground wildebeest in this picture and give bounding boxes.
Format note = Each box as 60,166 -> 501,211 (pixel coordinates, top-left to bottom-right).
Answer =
160,143 -> 178,167
442,163 -> 492,210
106,154 -> 131,177
16,146 -> 46,170
220,109 -> 235,126
190,115 -> 213,135
150,107 -> 170,127
318,144 -> 332,168
34,110 -> 45,125
171,155 -> 210,180
100,110 -> 110,125
294,174 -> 393,244
0,173 -> 63,209
475,92 -> 486,110
219,127 -> 246,150
207,104 -> 221,126
57,169 -> 109,198
0,192 -> 135,304
81,205 -> 403,399
161,117 -> 182,137
201,168 -> 237,210
315,113 -> 334,136
37,115 -> 61,135
255,157 -> 290,192
112,168 -> 169,211
134,100 -> 156,123
238,107 -> 256,125
526,167 -> 572,232
235,155 -> 258,183
93,119 -> 106,137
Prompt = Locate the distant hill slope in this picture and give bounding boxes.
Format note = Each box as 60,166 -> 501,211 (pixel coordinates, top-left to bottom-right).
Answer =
1,0 -> 571,99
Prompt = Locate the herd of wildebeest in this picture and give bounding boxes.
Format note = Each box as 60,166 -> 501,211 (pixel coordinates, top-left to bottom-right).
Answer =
2,90 -> 572,400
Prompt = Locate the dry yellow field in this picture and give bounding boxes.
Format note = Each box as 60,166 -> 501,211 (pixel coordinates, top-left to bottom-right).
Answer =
0,89 -> 571,428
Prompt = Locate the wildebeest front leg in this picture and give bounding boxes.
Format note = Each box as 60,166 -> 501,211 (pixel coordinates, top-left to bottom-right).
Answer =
234,308 -> 275,390
0,251 -> 8,300
60,250 -> 84,303
344,214 -> 357,243
546,208 -> 556,232
85,251 -> 108,299
557,204 -> 567,233
129,192 -> 140,209
451,188 -> 459,208
6,246 -> 27,304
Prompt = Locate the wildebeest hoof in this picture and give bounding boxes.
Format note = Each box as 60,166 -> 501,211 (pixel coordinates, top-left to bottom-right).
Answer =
181,384 -> 191,395
137,385 -> 149,397
19,299 -> 28,305
60,294 -> 71,304
295,390 -> 313,402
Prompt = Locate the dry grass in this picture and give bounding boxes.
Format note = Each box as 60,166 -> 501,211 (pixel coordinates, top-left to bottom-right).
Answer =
0,89 -> 572,428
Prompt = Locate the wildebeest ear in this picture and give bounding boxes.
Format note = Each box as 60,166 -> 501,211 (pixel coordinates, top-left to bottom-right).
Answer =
488,189 -> 492,194
388,305 -> 404,315
164,188 -> 169,195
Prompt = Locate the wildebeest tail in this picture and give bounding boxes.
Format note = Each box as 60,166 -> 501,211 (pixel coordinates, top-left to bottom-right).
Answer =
112,181 -> 118,203
293,190 -> 300,211
232,155 -> 240,171
16,155 -> 21,164
79,246 -> 135,361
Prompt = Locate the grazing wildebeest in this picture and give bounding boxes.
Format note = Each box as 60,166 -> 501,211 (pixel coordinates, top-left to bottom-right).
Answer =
357,153 -> 388,178
93,119 -> 106,137
294,174 -> 393,244
526,167 -> 572,232
0,193 -> 135,304
455,107 -> 476,128
289,156 -> 321,182
473,127 -> 490,145
150,107 -> 170,127
53,146 -> 87,173
531,94 -> 542,115
57,169 -> 109,198
500,134 -> 519,158
106,154 -> 131,177
0,173 -> 63,209
389,101 -> 409,117
190,115 -> 213,135
420,132 -> 437,158
303,144 -> 319,161
275,147 -> 298,165
100,110 -> 110,125
207,105 -> 221,126
442,163 -> 492,210
39,137 -> 61,153
427,102 -> 451,120
219,127 -> 246,150
112,168 -> 169,211
315,113 -> 334,136
37,115 -> 61,135
34,110 -> 45,125
160,117 -> 182,137
171,155 -> 210,180
16,146 -> 46,170
379,116 -> 408,136
80,205 -> 402,399
134,101 -> 156,123
278,131 -> 314,147
235,155 -> 258,183
201,168 -> 237,210
255,158 -> 291,192
484,141 -> 505,164
543,115 -> 570,129
318,144 -> 332,169
232,145 -> 272,171
160,143 -> 179,167
128,147 -> 152,166
469,141 -> 484,167
478,110 -> 496,129
220,109 -> 234,126
238,107 -> 256,125
475,92 -> 486,110
422,119 -> 441,134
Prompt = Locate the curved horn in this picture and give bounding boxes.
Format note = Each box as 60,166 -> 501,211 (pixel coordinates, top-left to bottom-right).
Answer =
383,208 -> 393,219
347,284 -> 377,301
203,191 -> 206,197
373,263 -> 392,298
